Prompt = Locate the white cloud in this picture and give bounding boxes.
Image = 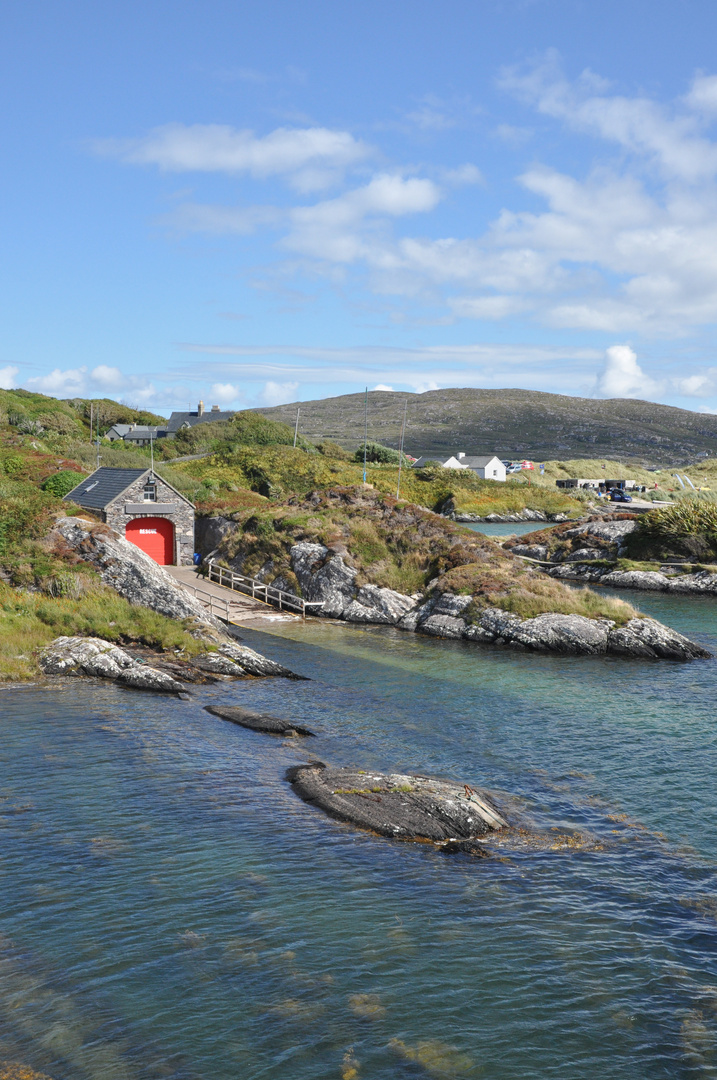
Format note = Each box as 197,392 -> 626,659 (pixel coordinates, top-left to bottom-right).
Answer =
596,345 -> 662,398
27,367 -> 88,396
90,365 -> 125,390
685,74 -> 717,114
673,370 -> 717,397
441,164 -> 483,186
210,382 -> 242,405
260,380 -> 299,406
0,365 -> 19,389
371,384 -> 394,391
97,123 -> 371,191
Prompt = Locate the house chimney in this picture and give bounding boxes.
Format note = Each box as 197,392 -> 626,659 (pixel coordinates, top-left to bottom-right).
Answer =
197,401 -> 204,417
211,404 -> 220,412
457,452 -> 465,460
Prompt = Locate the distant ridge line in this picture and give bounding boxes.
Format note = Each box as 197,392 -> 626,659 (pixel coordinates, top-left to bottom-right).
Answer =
254,387 -> 717,466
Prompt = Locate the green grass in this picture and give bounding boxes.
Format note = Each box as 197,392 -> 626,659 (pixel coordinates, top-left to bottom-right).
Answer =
0,580 -> 205,682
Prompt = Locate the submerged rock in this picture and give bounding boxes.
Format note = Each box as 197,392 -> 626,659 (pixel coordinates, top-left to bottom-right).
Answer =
286,762 -> 507,850
39,636 -> 185,693
205,704 -> 314,737
217,640 -> 304,679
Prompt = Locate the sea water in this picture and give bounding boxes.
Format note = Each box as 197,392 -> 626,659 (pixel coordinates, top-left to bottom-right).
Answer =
1,589 -> 717,1078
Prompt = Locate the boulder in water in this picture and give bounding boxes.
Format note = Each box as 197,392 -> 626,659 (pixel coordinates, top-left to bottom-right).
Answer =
205,704 -> 314,737
286,762 -> 507,851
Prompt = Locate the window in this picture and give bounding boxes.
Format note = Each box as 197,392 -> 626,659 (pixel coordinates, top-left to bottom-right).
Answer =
143,482 -> 157,502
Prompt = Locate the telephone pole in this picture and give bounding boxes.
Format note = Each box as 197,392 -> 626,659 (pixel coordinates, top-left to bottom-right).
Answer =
362,387 -> 368,484
396,398 -> 408,500
293,407 -> 300,448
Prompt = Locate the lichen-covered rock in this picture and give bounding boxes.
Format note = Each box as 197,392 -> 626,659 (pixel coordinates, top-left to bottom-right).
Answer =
290,541 -> 357,617
564,547 -> 606,562
286,762 -> 506,848
39,636 -> 185,692
51,517 -> 221,633
510,544 -> 549,560
289,542 -> 417,624
606,617 -> 710,660
217,640 -> 303,679
344,584 -> 417,625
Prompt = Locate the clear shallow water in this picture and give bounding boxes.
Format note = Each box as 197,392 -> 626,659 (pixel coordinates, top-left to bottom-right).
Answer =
2,591 -> 717,1078
462,521 -> 559,537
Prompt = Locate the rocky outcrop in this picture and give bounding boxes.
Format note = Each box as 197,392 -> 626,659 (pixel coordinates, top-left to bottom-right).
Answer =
51,517 -> 222,634
286,762 -> 507,850
38,634 -> 301,691
289,542 -> 416,625
39,636 -> 186,693
396,594 -> 709,660
451,509 -> 573,524
549,562 -> 717,595
205,704 -> 314,737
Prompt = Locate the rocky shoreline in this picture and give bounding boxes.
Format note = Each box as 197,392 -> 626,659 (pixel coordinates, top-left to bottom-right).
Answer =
269,540 -> 709,660
505,516 -> 717,596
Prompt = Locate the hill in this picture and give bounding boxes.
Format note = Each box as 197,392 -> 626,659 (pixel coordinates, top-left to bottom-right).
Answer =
255,388 -> 717,466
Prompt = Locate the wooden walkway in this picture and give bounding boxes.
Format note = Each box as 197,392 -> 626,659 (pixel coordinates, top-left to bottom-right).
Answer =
166,565 -> 300,626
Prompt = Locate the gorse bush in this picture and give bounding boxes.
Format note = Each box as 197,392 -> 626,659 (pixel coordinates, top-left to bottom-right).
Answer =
41,470 -> 86,497
354,441 -> 407,465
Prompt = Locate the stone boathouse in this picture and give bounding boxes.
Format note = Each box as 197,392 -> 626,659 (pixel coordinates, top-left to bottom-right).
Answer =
64,467 -> 195,566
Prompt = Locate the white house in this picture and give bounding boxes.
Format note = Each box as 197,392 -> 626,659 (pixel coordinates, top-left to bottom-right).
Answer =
411,452 -> 506,481
411,454 -> 468,470
461,455 -> 506,482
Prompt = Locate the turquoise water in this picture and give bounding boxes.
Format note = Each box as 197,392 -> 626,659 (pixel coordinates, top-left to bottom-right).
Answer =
463,521 -> 558,537
2,590 -> 717,1078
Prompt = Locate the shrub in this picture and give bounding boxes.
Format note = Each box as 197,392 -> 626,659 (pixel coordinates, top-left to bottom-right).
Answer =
354,441 -> 405,465
41,470 -> 86,497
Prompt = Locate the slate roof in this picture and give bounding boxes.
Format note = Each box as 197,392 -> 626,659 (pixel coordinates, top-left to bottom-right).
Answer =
105,424 -> 132,438
166,410 -> 236,434
461,455 -> 502,469
63,468 -> 148,509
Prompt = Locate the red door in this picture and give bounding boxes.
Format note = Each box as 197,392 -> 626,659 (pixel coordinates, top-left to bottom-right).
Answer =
125,517 -> 174,565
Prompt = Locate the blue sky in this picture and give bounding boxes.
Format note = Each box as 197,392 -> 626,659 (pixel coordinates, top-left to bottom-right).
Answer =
4,0 -> 717,416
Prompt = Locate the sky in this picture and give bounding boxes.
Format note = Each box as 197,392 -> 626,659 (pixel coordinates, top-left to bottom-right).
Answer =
4,0 -> 717,417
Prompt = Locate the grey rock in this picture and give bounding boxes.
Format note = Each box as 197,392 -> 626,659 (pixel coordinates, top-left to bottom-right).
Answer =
585,519 -> 638,542
205,704 -> 314,737
290,542 -> 357,617
39,636 -> 185,693
607,618 -> 709,660
511,544 -> 549,561
565,547 -> 606,562
600,569 -> 670,591
286,762 -> 507,847
192,653 -> 247,676
420,614 -> 468,638
194,515 -> 235,559
52,517 -> 221,632
217,640 -> 302,679
343,584 -> 416,625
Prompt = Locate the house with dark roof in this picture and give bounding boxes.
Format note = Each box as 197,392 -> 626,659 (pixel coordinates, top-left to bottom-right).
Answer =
63,467 -> 195,565
166,400 -> 235,435
411,452 -> 506,481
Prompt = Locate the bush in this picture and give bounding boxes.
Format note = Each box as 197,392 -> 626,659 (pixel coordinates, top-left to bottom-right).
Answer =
41,470 -> 86,497
354,441 -> 406,465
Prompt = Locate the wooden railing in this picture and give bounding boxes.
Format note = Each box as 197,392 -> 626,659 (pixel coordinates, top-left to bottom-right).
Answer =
205,559 -> 324,618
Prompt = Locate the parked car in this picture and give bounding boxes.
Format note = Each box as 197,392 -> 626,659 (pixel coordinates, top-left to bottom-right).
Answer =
609,489 -> 633,502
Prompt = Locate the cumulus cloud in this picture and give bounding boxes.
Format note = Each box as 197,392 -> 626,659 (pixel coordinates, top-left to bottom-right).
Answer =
27,367 -> 88,396
90,365 -> 125,390
596,345 -> 662,398
371,384 -> 395,391
97,123 -> 371,191
685,74 -> 717,114
210,382 -> 242,405
0,365 -> 19,389
260,380 -> 299,406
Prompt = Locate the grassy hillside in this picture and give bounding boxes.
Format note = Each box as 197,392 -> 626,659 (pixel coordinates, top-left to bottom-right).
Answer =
177,443 -> 583,519
256,388 -> 717,466
211,488 -> 636,624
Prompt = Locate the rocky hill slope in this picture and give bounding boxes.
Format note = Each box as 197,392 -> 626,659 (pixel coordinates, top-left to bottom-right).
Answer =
256,388 -> 717,465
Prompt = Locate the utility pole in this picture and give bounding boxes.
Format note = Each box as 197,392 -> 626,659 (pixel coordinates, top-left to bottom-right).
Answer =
95,405 -> 100,470
89,402 -> 93,446
396,398 -> 408,500
293,406 -> 300,448
362,387 -> 368,484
